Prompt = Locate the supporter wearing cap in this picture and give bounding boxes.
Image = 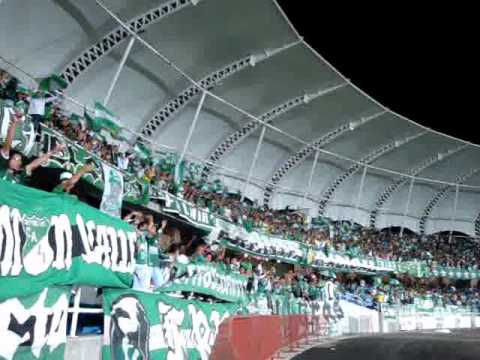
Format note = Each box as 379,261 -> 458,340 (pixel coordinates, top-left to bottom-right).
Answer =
1,114 -> 65,184
52,162 -> 93,194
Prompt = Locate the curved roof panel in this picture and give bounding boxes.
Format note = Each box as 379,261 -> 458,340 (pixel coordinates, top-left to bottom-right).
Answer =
1,0 -> 478,233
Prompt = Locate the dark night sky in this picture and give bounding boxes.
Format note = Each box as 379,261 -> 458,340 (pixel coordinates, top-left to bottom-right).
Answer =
276,2 -> 478,143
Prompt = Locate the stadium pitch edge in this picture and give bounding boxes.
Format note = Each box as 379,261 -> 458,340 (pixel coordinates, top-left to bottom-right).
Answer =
290,329 -> 480,360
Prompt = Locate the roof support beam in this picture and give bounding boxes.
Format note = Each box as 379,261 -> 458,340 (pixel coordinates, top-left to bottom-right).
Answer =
175,90 -> 207,182
399,176 -> 415,237
419,167 -> 480,234
369,144 -> 468,228
449,184 -> 460,241
60,0 -> 198,85
103,36 -> 135,106
317,131 -> 427,216
301,149 -> 320,208
139,40 -> 302,138
353,165 -> 368,221
201,82 -> 348,181
262,111 -> 387,206
241,125 -> 267,202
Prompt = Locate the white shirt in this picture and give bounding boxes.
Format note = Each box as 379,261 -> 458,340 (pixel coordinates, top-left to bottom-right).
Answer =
28,94 -> 57,116
28,97 -> 48,115
177,254 -> 189,264
117,156 -> 129,170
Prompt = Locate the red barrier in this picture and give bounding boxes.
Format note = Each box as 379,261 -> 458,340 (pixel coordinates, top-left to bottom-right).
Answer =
210,315 -> 327,360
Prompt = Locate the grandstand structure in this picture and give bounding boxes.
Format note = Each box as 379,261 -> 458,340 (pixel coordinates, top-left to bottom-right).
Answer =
2,2 -> 480,360
2,0 -> 480,237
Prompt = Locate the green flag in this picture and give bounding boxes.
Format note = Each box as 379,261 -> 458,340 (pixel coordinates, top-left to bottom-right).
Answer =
94,101 -> 122,137
38,74 -> 68,93
134,142 -> 152,160
84,108 -> 97,131
174,157 -> 186,185
70,113 -> 81,125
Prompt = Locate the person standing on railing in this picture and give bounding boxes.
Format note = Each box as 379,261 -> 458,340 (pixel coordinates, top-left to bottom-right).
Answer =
1,114 -> 66,184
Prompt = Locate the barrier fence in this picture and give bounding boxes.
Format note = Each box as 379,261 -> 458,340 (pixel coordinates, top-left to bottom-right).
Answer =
62,295 -> 480,360
210,315 -> 328,360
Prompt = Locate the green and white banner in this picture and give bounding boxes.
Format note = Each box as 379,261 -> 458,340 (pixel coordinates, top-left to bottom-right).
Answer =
40,127 -> 149,205
160,262 -> 249,303
103,289 -> 240,360
0,105 -> 36,156
0,179 -> 136,300
219,224 -> 305,264
0,286 -> 70,360
156,190 -> 480,280
160,192 -> 216,230
100,163 -> 124,218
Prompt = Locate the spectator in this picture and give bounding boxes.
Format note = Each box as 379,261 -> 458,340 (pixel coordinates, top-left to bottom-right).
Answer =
52,162 -> 94,194
1,115 -> 65,184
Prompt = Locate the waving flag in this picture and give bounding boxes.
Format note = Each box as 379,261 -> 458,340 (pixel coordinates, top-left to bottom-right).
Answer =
38,74 -> 68,93
93,101 -> 122,137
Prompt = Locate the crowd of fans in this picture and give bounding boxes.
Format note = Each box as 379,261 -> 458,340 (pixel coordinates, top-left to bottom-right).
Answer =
341,275 -> 480,312
2,68 -> 480,314
124,210 -> 480,314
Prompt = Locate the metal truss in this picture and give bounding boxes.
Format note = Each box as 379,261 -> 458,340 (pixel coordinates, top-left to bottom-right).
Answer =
262,111 -> 387,206
139,40 -> 301,138
317,131 -> 427,216
200,83 -> 348,181
419,167 -> 480,235
369,144 -> 468,228
60,0 -> 196,85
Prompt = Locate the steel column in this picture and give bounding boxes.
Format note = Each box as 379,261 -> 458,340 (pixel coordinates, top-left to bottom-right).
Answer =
449,183 -> 460,241
241,125 -> 267,202
354,165 -> 368,221
302,149 -> 320,208
175,91 -> 207,182
104,37 -> 135,106
400,177 -> 415,237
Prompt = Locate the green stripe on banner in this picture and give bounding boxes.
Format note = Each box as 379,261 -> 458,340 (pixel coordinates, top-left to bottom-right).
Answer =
103,289 -> 241,360
0,286 -> 70,360
0,179 -> 136,300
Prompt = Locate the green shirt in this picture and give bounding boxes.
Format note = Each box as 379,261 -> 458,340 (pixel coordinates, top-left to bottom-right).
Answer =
192,254 -> 206,264
308,285 -> 321,300
146,233 -> 162,266
135,233 -> 149,265
240,261 -> 253,273
52,184 -> 66,193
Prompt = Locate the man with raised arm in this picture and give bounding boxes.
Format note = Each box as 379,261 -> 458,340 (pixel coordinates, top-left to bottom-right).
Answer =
52,162 -> 94,194
1,113 -> 66,184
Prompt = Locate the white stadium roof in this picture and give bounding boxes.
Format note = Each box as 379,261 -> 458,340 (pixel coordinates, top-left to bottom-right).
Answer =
1,0 -> 479,235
